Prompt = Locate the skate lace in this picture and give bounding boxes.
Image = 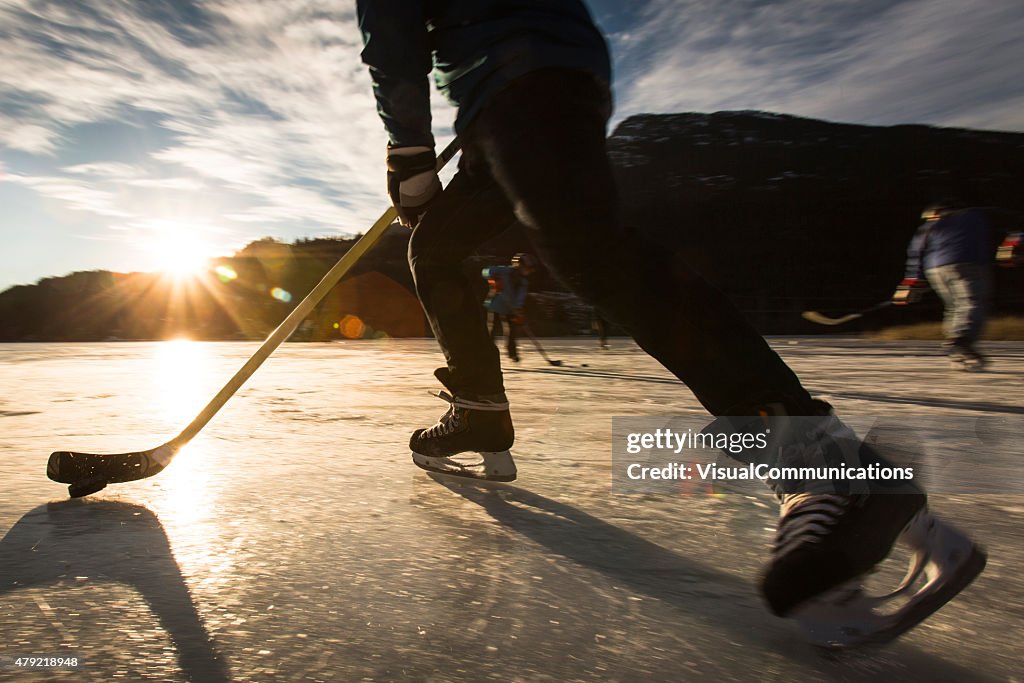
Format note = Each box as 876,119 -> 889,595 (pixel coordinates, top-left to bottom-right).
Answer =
421,391 -> 509,440
773,493 -> 853,559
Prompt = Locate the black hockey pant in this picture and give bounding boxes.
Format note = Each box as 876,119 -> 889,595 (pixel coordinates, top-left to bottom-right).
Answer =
408,69 -> 811,415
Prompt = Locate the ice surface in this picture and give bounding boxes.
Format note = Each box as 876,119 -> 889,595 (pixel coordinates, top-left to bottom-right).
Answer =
0,338 -> 1021,681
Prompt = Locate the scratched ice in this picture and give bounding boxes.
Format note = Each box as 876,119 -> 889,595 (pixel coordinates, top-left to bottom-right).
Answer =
0,339 -> 1021,682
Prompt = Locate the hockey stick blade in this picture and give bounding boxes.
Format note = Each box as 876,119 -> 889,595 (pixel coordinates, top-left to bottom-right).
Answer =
48,443 -> 175,487
47,139 -> 462,497
801,310 -> 864,326
802,300 -> 892,326
521,322 -> 561,366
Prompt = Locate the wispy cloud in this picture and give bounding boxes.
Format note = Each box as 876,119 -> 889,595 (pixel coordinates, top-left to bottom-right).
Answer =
5,172 -> 132,218
0,0 -> 1021,289
607,0 -> 1024,131
0,0 -> 419,258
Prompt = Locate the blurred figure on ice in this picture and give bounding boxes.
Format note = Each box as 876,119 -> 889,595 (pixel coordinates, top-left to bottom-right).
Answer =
894,199 -> 1004,370
482,253 -> 536,362
592,309 -> 610,349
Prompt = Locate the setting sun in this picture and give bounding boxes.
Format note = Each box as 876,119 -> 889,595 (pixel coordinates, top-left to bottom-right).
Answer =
156,234 -> 211,277
143,219 -> 219,279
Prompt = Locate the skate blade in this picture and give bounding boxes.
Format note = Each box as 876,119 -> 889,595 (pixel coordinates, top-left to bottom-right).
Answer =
798,546 -> 986,650
411,451 -> 517,485
424,471 -> 511,490
862,544 -> 986,647
795,515 -> 987,649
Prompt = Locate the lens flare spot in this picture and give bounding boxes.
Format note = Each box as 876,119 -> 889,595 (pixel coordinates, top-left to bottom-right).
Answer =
339,315 -> 366,339
215,265 -> 238,282
270,287 -> 292,303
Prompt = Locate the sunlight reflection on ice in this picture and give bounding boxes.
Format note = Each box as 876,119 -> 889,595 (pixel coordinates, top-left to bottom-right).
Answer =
159,443 -> 209,520
151,441 -> 233,575
154,339 -> 212,425
149,340 -> 220,532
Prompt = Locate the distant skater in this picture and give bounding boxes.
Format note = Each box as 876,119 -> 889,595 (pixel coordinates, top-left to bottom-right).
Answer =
592,310 -> 609,349
894,200 -> 995,370
482,253 -> 536,362
357,0 -> 985,647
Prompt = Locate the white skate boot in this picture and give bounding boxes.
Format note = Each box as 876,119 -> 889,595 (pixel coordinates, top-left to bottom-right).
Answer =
721,398 -> 986,648
792,509 -> 987,649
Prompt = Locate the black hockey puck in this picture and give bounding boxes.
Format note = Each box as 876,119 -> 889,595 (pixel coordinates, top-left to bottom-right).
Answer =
68,476 -> 108,498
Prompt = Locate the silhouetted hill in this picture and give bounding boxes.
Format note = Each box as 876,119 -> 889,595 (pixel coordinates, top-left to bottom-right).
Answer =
1,111 -> 1021,341
0,231 -> 424,342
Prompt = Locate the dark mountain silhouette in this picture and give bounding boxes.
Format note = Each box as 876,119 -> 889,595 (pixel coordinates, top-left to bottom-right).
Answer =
1,111 -> 1021,341
607,111 -> 1023,331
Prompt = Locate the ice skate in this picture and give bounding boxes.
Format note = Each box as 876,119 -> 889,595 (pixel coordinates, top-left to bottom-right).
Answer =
948,346 -> 987,371
743,399 -> 987,648
763,489 -> 985,649
791,508 -> 986,649
409,370 -> 517,483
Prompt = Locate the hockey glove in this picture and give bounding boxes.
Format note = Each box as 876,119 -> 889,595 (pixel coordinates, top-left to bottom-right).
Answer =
386,146 -> 441,228
892,278 -> 928,305
997,232 -> 1022,267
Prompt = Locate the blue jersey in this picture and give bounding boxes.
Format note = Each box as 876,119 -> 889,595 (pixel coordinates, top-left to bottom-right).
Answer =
482,265 -> 529,315
904,208 -> 993,279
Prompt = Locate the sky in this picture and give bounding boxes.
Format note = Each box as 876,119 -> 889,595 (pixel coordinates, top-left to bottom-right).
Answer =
1,0 -> 1022,292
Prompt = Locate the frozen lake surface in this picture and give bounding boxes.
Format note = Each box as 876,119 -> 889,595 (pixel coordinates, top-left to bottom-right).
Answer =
0,338 -> 1022,682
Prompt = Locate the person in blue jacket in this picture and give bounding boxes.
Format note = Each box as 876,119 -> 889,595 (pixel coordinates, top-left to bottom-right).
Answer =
356,0 -> 983,636
482,253 -> 536,362
894,200 -> 995,369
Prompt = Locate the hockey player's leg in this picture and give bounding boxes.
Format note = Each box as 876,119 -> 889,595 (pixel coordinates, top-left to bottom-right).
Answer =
407,170 -> 520,481
506,319 -> 520,362
469,70 -> 986,643
408,169 -> 517,396
489,312 -> 502,341
470,70 -> 810,416
947,263 -> 991,370
928,264 -> 989,369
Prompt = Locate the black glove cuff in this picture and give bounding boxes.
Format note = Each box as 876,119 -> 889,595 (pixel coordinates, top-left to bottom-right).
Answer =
386,150 -> 437,180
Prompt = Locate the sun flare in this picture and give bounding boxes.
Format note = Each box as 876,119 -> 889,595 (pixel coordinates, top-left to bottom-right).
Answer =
144,219 -> 219,279
156,234 -> 211,278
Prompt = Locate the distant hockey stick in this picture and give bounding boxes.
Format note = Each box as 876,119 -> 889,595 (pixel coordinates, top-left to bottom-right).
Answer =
801,300 -> 893,326
520,323 -> 562,366
47,139 -> 462,498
